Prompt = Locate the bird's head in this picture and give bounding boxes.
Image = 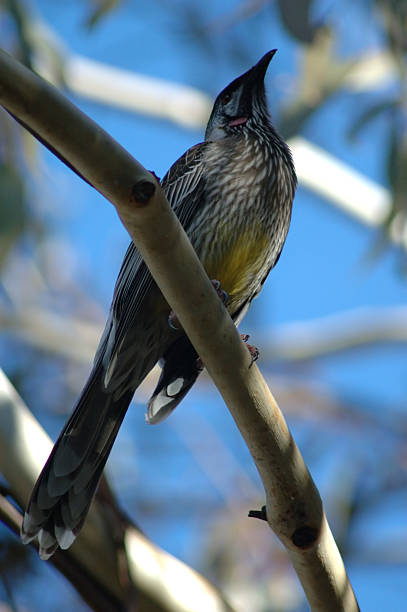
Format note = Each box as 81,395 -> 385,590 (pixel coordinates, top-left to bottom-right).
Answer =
205,50 -> 276,141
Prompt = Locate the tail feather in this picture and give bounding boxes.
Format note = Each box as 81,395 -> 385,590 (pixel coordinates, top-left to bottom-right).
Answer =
147,336 -> 202,424
21,368 -> 133,558
51,380 -> 113,476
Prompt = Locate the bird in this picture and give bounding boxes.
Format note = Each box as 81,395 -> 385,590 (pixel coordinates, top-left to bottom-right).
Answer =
21,50 -> 297,559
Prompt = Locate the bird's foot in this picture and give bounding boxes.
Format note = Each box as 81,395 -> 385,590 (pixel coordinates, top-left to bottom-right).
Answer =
241,334 -> 259,366
168,310 -> 182,330
195,356 -> 204,371
195,334 -> 259,371
210,279 -> 229,306
168,279 -> 228,330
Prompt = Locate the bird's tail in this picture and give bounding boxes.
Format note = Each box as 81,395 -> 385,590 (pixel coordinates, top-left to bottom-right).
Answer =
147,336 -> 202,424
21,368 -> 133,559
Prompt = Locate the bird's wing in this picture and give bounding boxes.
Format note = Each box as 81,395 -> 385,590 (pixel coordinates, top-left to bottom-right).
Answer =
97,142 -> 209,387
111,142 -> 208,327
161,142 -> 208,227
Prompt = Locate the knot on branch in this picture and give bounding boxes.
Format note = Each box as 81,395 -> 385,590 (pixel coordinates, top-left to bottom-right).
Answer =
292,525 -> 319,549
131,179 -> 156,205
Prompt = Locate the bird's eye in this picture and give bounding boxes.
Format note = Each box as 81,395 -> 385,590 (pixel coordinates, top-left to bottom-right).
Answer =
221,93 -> 232,105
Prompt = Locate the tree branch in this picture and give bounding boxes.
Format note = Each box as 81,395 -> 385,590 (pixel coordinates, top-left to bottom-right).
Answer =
0,48 -> 359,611
27,20 -> 403,247
2,304 -> 407,367
0,493 -> 122,612
262,305 -> 407,361
0,368 -> 235,612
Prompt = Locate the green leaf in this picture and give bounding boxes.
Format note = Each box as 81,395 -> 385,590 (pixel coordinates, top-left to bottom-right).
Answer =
4,0 -> 35,68
85,0 -> 122,29
277,0 -> 319,44
0,163 -> 26,268
381,125 -> 407,246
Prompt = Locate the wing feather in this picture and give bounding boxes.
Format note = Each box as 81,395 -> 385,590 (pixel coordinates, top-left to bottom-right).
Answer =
99,142 -> 209,384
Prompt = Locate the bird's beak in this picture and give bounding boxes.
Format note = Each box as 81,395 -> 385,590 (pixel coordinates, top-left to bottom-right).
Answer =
242,49 -> 277,87
250,49 -> 277,81
226,49 -> 277,124
205,50 -> 278,140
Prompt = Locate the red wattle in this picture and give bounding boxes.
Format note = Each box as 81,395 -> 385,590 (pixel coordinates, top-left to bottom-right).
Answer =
229,117 -> 248,127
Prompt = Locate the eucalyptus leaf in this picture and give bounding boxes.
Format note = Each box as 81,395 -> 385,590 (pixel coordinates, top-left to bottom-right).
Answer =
382,126 -> 407,247
85,0 -> 122,29
0,163 -> 26,269
277,0 -> 319,44
391,131 -> 407,214
4,0 -> 34,68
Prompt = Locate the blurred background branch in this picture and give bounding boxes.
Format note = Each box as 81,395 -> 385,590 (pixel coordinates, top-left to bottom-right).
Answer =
2,1 -> 406,253
1,303 -> 407,367
26,17 -> 407,250
0,368 -> 235,612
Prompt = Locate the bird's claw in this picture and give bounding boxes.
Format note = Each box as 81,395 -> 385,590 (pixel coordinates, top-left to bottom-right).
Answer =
211,279 -> 229,306
168,279 -> 228,331
241,334 -> 259,367
168,311 -> 181,330
195,357 -> 204,371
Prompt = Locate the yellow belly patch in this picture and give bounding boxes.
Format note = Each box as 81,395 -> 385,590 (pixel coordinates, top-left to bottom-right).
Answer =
204,231 -> 269,300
